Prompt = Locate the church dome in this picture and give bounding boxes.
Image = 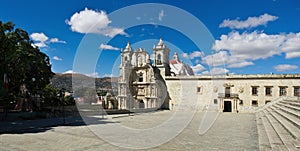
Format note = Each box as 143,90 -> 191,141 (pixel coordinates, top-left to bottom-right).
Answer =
169,52 -> 194,76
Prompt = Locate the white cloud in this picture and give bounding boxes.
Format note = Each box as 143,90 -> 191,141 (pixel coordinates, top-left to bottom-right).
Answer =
30,33 -> 48,42
50,38 -> 66,44
202,51 -> 228,67
213,31 -> 284,60
189,51 -> 205,59
201,68 -> 229,75
182,51 -> 205,59
30,33 -> 48,48
53,56 -> 62,61
66,8 -> 127,37
202,51 -> 254,68
212,31 -> 300,68
33,42 -> 47,48
85,72 -> 100,78
158,10 -> 165,21
99,44 -> 120,50
64,70 -> 76,74
191,64 -> 206,73
63,70 -> 100,78
30,32 -> 66,48
102,73 -> 116,77
219,13 -> 278,29
182,53 -> 189,59
227,61 -> 254,68
281,32 -> 300,59
273,64 -> 298,72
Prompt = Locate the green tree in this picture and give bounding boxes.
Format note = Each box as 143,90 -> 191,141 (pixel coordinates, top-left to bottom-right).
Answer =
0,21 -> 54,110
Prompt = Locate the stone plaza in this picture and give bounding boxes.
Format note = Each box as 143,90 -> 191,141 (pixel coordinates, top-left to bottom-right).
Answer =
1,111 -> 259,150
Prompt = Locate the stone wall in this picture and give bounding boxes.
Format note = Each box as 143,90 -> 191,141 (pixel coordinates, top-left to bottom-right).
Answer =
165,74 -> 300,112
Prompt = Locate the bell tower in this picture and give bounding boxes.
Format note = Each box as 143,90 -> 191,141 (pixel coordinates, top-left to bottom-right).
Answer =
152,38 -> 170,76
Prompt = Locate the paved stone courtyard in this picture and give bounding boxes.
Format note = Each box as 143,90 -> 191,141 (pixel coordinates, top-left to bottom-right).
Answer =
0,111 -> 259,151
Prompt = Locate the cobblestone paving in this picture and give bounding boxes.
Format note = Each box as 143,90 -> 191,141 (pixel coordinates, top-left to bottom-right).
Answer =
0,111 -> 259,151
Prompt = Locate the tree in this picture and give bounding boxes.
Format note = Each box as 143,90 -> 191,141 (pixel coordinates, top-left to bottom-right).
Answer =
0,21 -> 54,110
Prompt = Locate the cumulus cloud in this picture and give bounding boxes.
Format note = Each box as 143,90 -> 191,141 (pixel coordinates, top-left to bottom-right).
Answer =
281,32 -> 300,59
181,51 -> 205,59
99,44 -> 120,50
30,33 -> 48,42
202,51 -> 254,68
273,64 -> 298,72
191,64 -> 206,73
158,10 -> 165,21
211,31 -> 300,68
213,31 -> 284,60
201,68 -> 229,75
219,13 -> 278,29
66,8 -> 127,37
30,32 -> 66,48
53,56 -> 62,61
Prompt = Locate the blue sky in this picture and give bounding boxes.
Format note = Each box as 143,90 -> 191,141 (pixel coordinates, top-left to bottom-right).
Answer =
1,0 -> 299,77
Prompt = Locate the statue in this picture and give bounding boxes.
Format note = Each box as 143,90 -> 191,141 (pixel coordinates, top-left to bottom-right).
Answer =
14,83 -> 32,112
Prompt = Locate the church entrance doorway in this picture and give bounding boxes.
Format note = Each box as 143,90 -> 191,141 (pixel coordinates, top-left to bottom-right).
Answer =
139,100 -> 145,109
223,101 -> 232,112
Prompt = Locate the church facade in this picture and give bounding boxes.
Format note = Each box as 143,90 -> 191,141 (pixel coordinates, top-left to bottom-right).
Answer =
117,39 -> 300,113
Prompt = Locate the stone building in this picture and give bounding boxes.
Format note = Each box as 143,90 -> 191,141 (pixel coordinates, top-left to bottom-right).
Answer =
117,40 -> 169,110
118,38 -> 300,112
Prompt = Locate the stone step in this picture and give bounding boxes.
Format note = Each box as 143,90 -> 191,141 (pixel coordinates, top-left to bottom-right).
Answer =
266,108 -> 300,141
271,105 -> 300,128
273,104 -> 300,118
277,102 -> 300,112
264,108 -> 298,150
280,100 -> 300,108
256,112 -> 272,151
261,110 -> 287,150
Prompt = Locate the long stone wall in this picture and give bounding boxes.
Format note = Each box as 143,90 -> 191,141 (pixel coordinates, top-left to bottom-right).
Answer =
165,74 -> 300,112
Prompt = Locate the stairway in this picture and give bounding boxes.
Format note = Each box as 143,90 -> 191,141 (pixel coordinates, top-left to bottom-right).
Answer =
256,98 -> 300,151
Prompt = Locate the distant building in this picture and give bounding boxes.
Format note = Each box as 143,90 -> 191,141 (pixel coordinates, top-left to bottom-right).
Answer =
118,38 -> 300,112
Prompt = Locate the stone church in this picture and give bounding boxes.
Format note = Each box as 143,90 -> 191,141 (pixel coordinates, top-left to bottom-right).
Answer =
118,38 -> 300,112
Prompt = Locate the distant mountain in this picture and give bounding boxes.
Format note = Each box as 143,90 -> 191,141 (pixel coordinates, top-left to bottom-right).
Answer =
50,73 -> 118,92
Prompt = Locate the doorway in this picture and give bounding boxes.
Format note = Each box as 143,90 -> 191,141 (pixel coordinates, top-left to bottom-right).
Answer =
223,101 -> 232,112
139,100 -> 145,109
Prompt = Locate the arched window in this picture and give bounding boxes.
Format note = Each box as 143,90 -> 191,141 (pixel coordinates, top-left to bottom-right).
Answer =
157,54 -> 162,65
124,56 -> 128,62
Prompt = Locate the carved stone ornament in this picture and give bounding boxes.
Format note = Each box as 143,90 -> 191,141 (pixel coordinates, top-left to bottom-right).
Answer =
238,87 -> 244,93
223,83 -> 234,87
213,87 -> 218,93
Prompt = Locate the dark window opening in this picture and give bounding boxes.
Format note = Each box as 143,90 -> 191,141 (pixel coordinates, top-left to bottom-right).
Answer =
294,87 -> 300,96
197,87 -> 201,93
265,87 -> 272,96
265,100 -> 271,104
138,74 -> 143,82
157,54 -> 162,65
252,100 -> 258,107
279,86 -> 287,96
225,87 -> 230,97
252,86 -> 258,95
239,100 -> 243,105
214,99 -> 218,104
